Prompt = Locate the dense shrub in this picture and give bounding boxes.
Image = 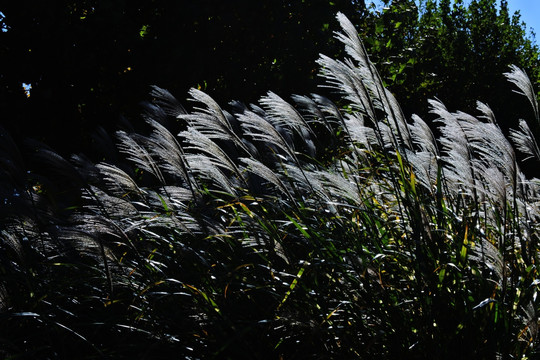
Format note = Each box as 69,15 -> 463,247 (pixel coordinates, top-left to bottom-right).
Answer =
2,13 -> 540,359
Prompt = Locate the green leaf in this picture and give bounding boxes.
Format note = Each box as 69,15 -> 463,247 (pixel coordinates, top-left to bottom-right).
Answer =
277,262 -> 308,310
139,24 -> 149,38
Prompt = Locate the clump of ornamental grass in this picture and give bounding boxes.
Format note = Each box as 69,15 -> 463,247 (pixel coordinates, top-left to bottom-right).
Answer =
1,12 -> 540,360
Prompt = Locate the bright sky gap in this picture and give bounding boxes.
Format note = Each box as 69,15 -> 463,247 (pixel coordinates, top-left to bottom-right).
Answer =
369,0 -> 539,44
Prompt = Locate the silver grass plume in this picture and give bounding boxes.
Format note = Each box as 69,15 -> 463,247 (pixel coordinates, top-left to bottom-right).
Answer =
259,92 -> 315,139
410,114 -> 438,156
504,65 -> 539,123
407,114 -> 440,192
312,94 -> 348,128
406,149 -> 438,193
116,130 -> 166,184
510,119 -> 540,162
185,153 -> 238,196
237,110 -> 297,160
335,12 -> 412,149
149,85 -> 187,117
313,168 -> 363,207
317,55 -> 379,122
145,119 -> 193,186
343,112 -> 377,151
456,110 -> 519,193
431,99 -> 476,197
82,185 -> 140,219
179,88 -> 251,155
96,163 -> 145,199
290,94 -> 336,136
240,157 -> 294,202
476,101 -> 496,124
479,166 -> 508,208
180,128 -> 246,182
505,66 -> 540,167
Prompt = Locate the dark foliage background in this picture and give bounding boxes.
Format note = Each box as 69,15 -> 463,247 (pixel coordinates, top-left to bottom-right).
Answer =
0,0 -> 366,156
1,0 -> 539,158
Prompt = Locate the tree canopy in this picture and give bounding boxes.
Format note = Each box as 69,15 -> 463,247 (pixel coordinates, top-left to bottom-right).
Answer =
361,0 -> 540,129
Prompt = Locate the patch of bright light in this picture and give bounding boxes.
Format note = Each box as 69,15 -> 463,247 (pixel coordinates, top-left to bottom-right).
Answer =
22,83 -> 32,98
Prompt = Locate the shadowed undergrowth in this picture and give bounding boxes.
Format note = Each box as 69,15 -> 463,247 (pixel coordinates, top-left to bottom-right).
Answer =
2,13 -> 540,359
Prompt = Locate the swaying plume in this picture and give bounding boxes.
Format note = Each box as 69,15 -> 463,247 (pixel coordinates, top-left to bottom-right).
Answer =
116,130 -> 166,184
504,65 -> 539,123
510,119 -> 540,162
